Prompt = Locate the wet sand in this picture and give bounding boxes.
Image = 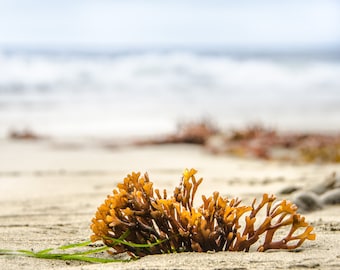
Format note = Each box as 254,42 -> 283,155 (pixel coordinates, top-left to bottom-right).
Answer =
0,139 -> 339,269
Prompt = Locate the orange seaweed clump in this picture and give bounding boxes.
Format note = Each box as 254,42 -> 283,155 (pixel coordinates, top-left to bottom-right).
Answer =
91,169 -> 315,257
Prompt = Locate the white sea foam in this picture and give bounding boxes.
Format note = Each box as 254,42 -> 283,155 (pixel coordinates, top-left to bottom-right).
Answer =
0,51 -> 339,138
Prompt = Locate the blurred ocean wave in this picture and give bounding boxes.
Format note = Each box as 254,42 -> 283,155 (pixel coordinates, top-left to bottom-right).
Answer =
0,49 -> 339,138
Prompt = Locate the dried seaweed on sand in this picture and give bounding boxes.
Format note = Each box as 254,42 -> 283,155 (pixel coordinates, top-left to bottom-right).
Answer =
91,169 -> 315,257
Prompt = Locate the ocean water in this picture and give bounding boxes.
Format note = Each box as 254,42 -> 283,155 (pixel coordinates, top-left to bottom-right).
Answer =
0,49 -> 339,139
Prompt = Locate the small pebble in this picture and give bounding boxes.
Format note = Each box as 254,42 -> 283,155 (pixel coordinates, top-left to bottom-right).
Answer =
308,172 -> 338,195
293,191 -> 323,212
279,186 -> 300,195
320,188 -> 340,205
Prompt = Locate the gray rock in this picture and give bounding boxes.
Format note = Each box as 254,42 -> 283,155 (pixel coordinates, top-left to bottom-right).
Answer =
308,172 -> 339,195
321,188 -> 340,205
293,191 -> 323,212
279,186 -> 301,195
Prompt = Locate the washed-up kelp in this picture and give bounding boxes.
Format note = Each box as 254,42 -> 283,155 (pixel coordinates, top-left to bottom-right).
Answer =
91,169 -> 315,257
134,122 -> 340,163
206,125 -> 340,163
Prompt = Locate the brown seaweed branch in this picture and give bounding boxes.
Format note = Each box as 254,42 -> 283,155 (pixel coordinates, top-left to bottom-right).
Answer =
91,169 -> 315,257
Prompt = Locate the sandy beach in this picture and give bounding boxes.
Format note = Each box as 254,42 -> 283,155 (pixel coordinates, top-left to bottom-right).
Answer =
0,138 -> 339,270
1,1 -> 340,269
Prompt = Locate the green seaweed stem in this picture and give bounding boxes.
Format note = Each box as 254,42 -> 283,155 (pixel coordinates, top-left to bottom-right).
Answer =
0,229 -> 170,263
0,237 -> 149,263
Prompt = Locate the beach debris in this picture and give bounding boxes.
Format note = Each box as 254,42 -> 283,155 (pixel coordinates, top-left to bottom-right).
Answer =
134,122 -> 340,163
320,188 -> 340,205
293,192 -> 323,212
279,186 -> 301,195
134,120 -> 217,145
8,128 -> 44,141
206,125 -> 340,163
283,172 -> 340,212
91,169 -> 315,257
307,172 -> 340,195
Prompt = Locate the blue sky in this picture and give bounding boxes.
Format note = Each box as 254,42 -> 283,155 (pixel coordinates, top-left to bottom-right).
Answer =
0,0 -> 339,50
